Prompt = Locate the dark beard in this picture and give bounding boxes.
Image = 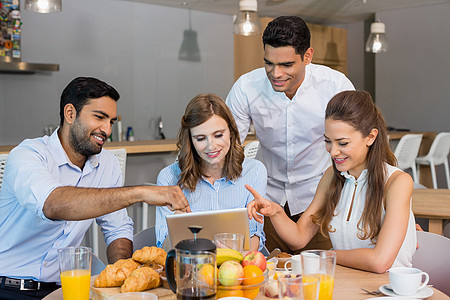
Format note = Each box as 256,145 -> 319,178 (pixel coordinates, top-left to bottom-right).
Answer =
69,119 -> 104,157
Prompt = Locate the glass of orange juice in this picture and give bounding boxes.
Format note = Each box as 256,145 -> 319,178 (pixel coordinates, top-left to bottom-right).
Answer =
300,250 -> 336,300
58,246 -> 92,300
277,272 -> 320,300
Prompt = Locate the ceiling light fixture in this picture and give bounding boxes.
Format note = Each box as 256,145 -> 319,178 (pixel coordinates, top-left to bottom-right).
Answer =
365,19 -> 388,53
25,0 -> 62,13
233,0 -> 261,36
179,8 -> 201,62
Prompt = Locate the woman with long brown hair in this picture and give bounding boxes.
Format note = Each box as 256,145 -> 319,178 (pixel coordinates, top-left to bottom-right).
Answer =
156,93 -> 267,251
247,90 -> 416,273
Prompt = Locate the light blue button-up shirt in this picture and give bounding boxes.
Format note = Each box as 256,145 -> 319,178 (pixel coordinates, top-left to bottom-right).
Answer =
0,130 -> 133,282
155,158 -> 267,250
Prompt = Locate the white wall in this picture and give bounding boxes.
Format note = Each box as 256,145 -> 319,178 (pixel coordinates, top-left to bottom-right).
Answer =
375,2 -> 450,188
375,2 -> 450,133
0,0 -> 234,144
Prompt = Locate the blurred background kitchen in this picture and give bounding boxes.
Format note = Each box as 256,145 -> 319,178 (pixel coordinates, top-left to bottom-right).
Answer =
1,0 -> 449,262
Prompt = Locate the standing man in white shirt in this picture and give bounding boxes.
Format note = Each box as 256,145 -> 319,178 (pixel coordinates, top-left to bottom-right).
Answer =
226,16 -> 354,254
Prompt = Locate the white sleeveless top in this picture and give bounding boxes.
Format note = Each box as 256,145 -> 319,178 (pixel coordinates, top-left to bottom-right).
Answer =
328,164 -> 416,268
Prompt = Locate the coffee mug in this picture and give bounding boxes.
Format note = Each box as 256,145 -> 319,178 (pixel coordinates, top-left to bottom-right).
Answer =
389,267 -> 429,296
284,254 -> 302,273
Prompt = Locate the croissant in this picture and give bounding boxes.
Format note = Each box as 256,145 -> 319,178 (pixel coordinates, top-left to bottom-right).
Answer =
120,266 -> 161,293
94,258 -> 141,287
132,246 -> 167,267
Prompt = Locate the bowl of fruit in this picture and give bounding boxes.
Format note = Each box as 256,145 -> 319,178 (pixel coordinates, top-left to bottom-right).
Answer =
215,250 -> 269,299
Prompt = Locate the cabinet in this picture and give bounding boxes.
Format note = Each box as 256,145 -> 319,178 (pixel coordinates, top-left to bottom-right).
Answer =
234,18 -> 348,80
308,23 -> 348,74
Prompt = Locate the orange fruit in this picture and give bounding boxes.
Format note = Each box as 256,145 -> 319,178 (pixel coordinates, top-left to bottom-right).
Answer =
243,265 -> 264,286
243,287 -> 260,299
198,264 -> 215,286
216,286 -> 244,299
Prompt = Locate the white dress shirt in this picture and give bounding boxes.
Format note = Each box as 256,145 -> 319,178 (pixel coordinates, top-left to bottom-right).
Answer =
226,64 -> 355,214
329,165 -> 416,268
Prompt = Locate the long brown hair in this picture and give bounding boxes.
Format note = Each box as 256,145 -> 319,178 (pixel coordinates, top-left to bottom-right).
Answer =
176,93 -> 245,192
311,91 -> 397,243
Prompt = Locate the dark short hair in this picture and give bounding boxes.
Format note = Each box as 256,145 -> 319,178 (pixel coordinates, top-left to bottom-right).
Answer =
59,77 -> 120,126
262,16 -> 311,58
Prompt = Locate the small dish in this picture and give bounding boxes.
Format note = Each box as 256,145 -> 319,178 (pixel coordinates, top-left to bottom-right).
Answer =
379,284 -> 433,299
366,297 -> 416,300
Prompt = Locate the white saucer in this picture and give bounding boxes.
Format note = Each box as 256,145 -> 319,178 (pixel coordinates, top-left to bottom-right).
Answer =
379,284 -> 434,299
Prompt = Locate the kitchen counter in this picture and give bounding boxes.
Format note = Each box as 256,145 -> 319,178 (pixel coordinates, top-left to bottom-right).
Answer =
0,135 -> 258,155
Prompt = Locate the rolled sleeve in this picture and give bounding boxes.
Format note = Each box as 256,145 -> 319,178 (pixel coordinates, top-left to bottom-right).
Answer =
98,209 -> 134,246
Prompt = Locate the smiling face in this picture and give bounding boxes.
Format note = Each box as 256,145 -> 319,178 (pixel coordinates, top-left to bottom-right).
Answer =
68,96 -> 117,157
264,45 -> 313,99
190,114 -> 231,173
324,119 -> 378,179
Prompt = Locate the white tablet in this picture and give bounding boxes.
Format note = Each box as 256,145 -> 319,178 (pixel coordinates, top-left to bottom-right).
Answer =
166,208 -> 251,250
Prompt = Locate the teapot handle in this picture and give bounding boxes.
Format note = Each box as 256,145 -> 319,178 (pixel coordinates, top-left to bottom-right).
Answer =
166,249 -> 177,293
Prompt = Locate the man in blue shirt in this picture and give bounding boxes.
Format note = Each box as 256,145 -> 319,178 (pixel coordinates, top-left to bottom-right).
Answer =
0,77 -> 190,299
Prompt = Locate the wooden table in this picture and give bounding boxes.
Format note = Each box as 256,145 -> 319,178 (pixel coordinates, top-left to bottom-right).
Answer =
412,189 -> 450,235
43,265 -> 448,299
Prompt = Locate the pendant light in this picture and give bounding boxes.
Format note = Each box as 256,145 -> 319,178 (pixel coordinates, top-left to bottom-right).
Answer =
25,0 -> 62,13
233,0 -> 261,36
179,9 -> 201,62
365,19 -> 388,53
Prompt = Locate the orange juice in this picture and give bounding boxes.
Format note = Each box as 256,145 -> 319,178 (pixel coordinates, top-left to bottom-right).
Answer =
317,274 -> 334,300
302,275 -> 319,300
60,269 -> 90,300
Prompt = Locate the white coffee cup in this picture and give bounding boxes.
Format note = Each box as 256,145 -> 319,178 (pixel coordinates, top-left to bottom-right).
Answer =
389,267 -> 429,296
284,254 -> 302,273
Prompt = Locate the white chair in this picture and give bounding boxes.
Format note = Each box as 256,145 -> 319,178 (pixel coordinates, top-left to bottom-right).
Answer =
90,148 -> 127,257
412,231 -> 450,296
108,148 -> 127,185
133,225 -> 157,252
415,132 -> 450,188
244,141 -> 259,159
0,154 -> 8,189
393,134 -> 423,183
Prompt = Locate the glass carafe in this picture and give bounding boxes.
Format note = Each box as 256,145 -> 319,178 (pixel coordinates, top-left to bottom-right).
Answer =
166,226 -> 217,300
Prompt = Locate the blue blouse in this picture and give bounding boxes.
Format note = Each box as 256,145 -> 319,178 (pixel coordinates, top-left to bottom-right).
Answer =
155,158 -> 267,250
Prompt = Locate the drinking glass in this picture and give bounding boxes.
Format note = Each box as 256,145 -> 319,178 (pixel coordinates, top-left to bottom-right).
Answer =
278,272 -> 320,300
300,250 -> 336,300
214,233 -> 244,253
58,246 -> 92,300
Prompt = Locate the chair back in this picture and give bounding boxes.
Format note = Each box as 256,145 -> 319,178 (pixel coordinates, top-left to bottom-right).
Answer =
394,134 -> 422,180
427,132 -> 450,165
0,154 -> 8,189
133,225 -> 157,252
108,148 -> 127,185
244,141 -> 259,159
91,253 -> 106,276
412,231 -> 450,296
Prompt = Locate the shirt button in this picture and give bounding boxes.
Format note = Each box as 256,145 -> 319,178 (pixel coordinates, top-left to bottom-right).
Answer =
44,262 -> 48,266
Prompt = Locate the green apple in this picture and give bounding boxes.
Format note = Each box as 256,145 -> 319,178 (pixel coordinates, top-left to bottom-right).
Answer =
218,260 -> 244,286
